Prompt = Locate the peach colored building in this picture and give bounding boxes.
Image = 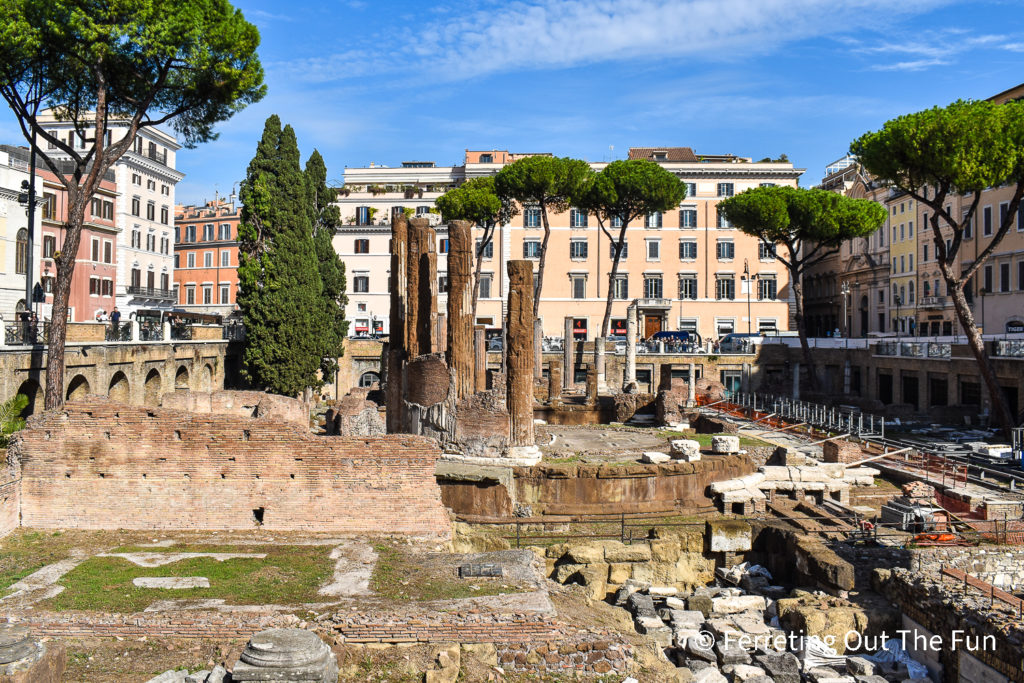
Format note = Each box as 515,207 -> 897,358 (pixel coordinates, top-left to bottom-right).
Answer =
173,198 -> 241,318
334,148 -> 803,342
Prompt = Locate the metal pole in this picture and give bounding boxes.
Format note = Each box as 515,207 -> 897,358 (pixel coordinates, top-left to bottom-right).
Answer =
25,127 -> 37,310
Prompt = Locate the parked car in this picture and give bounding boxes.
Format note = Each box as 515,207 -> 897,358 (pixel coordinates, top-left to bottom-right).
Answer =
719,332 -> 764,353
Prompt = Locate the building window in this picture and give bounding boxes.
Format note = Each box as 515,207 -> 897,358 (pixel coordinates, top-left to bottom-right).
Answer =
186,286 -> 195,305
103,240 -> 112,263
161,273 -> 169,290
570,208 -> 588,228
759,242 -> 776,260
203,224 -> 214,241
717,183 -> 734,197
147,234 -> 156,251
758,276 -> 777,300
679,208 -> 697,228
983,206 -> 992,236
185,225 -> 196,243
571,275 -> 586,299
130,268 -> 141,288
569,239 -> 588,260
89,276 -> 100,295
174,254 -> 180,269
613,275 -> 628,300
439,238 -> 449,254
356,206 -> 370,226
685,182 -> 697,197
146,202 -> 155,221
203,251 -> 212,267
716,240 -> 735,260
645,211 -> 662,228
610,215 -> 623,228
716,276 -> 735,300
160,206 -> 169,224
716,209 -> 732,229
91,238 -> 100,262
923,244 -> 929,262
220,285 -> 230,304
43,234 -> 56,258
199,286 -> 210,305
646,239 -> 660,260
679,274 -> 697,300
984,264 -> 993,293
523,240 -> 541,258
353,275 -> 369,293
758,318 -> 778,333
132,173 -> 141,185
1001,262 -> 1011,292
187,253 -> 195,268
1019,261 -> 1024,291
438,274 -> 448,293
610,241 -> 628,259
524,206 -> 541,228
479,154 -> 493,163
41,192 -> 56,220
219,224 -> 231,240
416,205 -> 431,215
475,239 -> 493,259
643,275 -> 663,299
679,240 -> 697,260
479,273 -> 493,299
221,251 -> 230,267
354,239 -> 370,254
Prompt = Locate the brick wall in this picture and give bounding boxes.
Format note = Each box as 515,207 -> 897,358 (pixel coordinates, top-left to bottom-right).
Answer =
0,449 -> 19,538
160,390 -> 309,427
10,400 -> 451,538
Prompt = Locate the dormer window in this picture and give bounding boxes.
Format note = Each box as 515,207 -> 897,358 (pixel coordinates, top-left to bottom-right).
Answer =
479,154 -> 493,163
653,150 -> 667,161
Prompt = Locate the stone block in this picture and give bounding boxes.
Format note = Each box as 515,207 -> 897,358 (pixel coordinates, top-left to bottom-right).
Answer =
688,594 -> 713,617
147,672 -> 187,683
684,637 -> 717,663
671,610 -> 706,629
665,596 -> 688,610
755,652 -> 800,683
554,563 -> 585,583
707,519 -> 752,552
723,664 -> 767,682
231,628 -> 338,683
693,668 -> 728,683
563,541 -> 608,565
711,435 -> 740,454
608,562 -> 632,584
626,591 -> 658,619
642,451 -> 671,464
604,541 -> 652,563
0,626 -> 66,683
650,537 -> 682,562
671,439 -> 702,461
711,595 -> 766,614
206,665 -> 228,683
714,640 -> 750,666
649,585 -> 679,597
184,671 -> 210,683
846,657 -> 874,676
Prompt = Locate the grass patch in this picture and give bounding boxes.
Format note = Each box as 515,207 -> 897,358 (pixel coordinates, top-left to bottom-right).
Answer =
659,430 -> 769,449
370,542 -> 521,602
44,544 -> 332,612
0,529 -> 75,594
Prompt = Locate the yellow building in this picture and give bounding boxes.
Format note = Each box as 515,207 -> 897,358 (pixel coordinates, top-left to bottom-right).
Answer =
887,192 -> 917,334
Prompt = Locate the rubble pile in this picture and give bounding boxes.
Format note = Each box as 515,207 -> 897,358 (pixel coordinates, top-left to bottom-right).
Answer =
616,565 -> 928,683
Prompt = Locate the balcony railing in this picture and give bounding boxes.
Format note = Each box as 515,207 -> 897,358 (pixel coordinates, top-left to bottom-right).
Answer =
919,296 -> 947,309
994,340 -> 1024,358
876,340 -> 951,358
127,285 -> 175,300
4,322 -> 48,346
637,298 -> 671,309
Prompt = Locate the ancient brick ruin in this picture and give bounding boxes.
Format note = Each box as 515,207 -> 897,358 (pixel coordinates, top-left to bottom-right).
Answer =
5,398 -> 451,537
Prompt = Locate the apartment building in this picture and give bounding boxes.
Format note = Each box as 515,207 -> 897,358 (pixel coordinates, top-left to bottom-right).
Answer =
38,112 -> 183,316
334,148 -> 803,341
173,197 -> 241,317
888,192 -> 918,334
0,147 -> 40,322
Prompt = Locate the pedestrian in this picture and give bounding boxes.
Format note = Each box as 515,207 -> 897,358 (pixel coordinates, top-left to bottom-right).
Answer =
111,307 -> 121,325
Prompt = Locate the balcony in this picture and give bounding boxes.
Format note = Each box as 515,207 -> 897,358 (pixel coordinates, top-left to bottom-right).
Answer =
919,296 -> 947,309
637,298 -> 671,309
127,285 -> 175,301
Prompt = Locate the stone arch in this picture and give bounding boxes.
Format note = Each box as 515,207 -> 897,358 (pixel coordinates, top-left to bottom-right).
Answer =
197,363 -> 213,392
66,375 -> 91,401
14,379 -> 41,418
174,365 -> 190,391
108,371 -> 130,403
359,371 -> 380,388
144,369 -> 163,406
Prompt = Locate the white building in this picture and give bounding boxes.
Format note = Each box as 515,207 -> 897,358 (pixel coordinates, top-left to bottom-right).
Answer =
38,113 -> 183,315
0,148 -> 41,325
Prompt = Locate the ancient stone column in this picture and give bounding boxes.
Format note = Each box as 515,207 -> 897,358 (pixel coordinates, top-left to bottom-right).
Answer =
404,217 -> 422,357
436,313 -> 447,354
742,362 -> 751,393
386,215 -> 409,433
562,317 -> 573,389
659,364 -> 675,393
416,222 -> 438,356
534,319 -> 543,380
595,336 -> 607,395
585,365 -> 598,406
474,326 -> 487,392
446,220 -> 474,400
231,629 -> 338,682
687,362 -> 696,406
625,302 -> 638,388
548,359 -> 562,402
507,260 -> 535,447
792,362 -> 801,400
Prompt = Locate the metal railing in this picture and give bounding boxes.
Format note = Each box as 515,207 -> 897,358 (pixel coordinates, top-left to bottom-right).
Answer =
721,391 -> 886,439
222,323 -> 246,341
4,322 -> 49,346
876,340 -> 951,358
138,323 -> 164,341
994,340 -> 1024,358
104,323 -> 131,342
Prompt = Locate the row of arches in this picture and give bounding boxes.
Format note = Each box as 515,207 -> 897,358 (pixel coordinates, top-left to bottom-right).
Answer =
14,363 -> 214,418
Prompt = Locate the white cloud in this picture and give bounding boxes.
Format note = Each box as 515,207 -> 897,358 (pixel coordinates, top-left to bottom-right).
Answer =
271,0 -> 953,84
1003,42 -> 1024,52
853,30 -> 1019,71
869,58 -> 950,72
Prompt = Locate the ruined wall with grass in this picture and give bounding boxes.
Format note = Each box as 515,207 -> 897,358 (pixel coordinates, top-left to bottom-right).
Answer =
9,399 -> 451,537
0,448 -> 19,538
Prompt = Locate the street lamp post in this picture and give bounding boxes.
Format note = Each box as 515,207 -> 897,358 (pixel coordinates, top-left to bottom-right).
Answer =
743,259 -> 752,336
841,281 -> 850,337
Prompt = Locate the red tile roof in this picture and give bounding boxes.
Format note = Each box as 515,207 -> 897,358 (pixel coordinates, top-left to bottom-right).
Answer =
628,147 -> 698,162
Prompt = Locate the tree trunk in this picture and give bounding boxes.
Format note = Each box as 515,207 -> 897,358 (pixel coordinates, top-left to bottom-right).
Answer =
470,224 -> 493,328
946,277 -> 1015,432
534,203 -> 551,318
595,223 -> 628,391
44,191 -> 89,409
788,265 -> 818,393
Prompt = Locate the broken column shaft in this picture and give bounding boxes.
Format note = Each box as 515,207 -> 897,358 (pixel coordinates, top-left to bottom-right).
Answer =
386,215 -> 409,432
506,260 -> 535,447
446,220 -> 474,400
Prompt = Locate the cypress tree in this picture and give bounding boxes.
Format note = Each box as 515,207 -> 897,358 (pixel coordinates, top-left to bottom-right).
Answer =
305,150 -> 349,379
237,115 -> 327,396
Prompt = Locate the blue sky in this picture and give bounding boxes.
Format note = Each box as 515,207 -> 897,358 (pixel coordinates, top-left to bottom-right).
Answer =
4,0 -> 1024,204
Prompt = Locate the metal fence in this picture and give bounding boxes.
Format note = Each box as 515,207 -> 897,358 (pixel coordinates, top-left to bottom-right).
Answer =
723,391 -> 886,439
3,322 -> 48,346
